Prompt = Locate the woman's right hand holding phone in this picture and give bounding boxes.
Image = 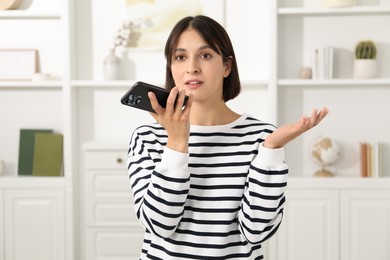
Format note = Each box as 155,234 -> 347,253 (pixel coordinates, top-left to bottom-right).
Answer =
148,87 -> 193,153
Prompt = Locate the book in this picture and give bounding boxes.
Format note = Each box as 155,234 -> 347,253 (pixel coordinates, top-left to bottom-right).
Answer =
32,133 -> 63,177
360,142 -> 382,178
367,144 -> 372,177
18,129 -> 53,176
312,45 -> 334,80
371,143 -> 382,178
360,143 -> 368,177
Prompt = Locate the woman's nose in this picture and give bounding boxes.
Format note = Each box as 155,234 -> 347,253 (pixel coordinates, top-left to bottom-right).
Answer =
186,58 -> 200,74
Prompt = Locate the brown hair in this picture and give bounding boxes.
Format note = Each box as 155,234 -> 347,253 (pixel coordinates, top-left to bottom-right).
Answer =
164,15 -> 241,102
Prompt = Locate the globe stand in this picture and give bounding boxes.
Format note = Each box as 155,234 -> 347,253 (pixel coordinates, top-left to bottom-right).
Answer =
314,167 -> 334,177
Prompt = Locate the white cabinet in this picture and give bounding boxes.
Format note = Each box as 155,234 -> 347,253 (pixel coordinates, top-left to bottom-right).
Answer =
0,190 -> 4,258
0,180 -> 66,260
272,189 -> 339,260
267,178 -> 390,260
340,190 -> 390,260
82,141 -> 144,260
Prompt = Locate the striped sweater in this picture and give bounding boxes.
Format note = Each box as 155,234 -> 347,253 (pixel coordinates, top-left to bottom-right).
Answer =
127,114 -> 288,260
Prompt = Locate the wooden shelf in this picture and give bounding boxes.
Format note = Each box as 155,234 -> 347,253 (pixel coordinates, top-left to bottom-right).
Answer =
0,81 -> 63,89
278,78 -> 390,86
278,6 -> 390,15
70,79 -> 270,89
71,80 -> 155,88
0,11 -> 61,19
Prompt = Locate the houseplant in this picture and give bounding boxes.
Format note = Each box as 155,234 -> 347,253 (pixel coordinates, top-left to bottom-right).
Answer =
353,40 -> 377,79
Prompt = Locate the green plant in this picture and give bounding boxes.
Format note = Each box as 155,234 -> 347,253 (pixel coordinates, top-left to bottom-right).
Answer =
355,40 -> 377,59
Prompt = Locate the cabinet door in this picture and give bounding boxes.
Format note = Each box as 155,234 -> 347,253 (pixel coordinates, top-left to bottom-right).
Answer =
340,189 -> 390,260
85,228 -> 144,260
0,190 -> 4,259
4,189 -> 65,260
269,189 -> 339,260
83,148 -> 144,260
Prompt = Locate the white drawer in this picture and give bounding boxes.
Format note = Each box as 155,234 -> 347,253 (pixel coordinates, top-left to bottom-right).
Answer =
84,150 -> 127,170
85,171 -> 131,197
85,198 -> 140,227
85,228 -> 144,260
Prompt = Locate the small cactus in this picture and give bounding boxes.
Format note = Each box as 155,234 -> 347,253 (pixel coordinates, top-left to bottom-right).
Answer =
355,40 -> 377,59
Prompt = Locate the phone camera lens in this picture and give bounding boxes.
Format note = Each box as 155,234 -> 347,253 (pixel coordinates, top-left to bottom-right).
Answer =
128,94 -> 142,105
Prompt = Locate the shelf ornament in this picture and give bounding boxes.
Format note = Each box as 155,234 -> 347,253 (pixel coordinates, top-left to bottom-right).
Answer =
353,40 -> 377,79
0,0 -> 21,10
311,136 -> 340,177
102,19 -> 144,80
113,19 -> 143,49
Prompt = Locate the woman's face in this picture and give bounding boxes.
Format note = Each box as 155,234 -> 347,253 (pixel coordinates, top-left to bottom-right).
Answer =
170,28 -> 231,105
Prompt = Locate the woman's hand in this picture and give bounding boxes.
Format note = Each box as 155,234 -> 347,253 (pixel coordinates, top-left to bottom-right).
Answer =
148,87 -> 193,153
264,107 -> 329,149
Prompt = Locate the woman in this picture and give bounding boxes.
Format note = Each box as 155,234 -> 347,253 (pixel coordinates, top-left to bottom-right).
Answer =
127,15 -> 328,259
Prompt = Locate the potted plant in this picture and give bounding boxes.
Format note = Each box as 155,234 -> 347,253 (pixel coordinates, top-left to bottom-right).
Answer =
353,40 -> 377,79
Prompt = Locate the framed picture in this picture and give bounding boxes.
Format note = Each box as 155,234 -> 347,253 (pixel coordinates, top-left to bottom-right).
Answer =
0,49 -> 38,81
123,0 -> 225,50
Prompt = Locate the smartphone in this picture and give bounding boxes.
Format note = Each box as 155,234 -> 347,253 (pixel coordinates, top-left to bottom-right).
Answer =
121,81 -> 187,113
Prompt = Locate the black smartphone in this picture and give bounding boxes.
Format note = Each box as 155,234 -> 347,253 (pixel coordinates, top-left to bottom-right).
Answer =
121,81 -> 187,113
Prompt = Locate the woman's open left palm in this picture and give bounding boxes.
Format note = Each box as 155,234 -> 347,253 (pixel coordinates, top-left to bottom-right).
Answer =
264,108 -> 329,149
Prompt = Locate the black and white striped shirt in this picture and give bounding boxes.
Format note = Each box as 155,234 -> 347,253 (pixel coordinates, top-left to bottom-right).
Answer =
127,114 -> 288,259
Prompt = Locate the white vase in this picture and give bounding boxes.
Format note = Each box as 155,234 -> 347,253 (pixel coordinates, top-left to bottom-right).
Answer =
103,48 -> 120,80
324,0 -> 356,7
353,59 -> 377,79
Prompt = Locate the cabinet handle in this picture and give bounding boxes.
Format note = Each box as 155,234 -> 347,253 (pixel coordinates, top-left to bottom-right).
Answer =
116,158 -> 123,164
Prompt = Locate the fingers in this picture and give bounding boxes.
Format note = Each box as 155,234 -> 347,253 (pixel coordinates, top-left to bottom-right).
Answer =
148,87 -> 193,121
313,107 -> 329,126
303,107 -> 329,129
165,87 -> 179,115
148,91 -> 164,114
182,92 -> 193,118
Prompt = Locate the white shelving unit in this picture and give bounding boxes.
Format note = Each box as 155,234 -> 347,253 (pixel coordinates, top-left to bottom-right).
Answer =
272,1 -> 390,178
1,0 -> 390,259
0,0 -> 73,259
266,2 -> 390,259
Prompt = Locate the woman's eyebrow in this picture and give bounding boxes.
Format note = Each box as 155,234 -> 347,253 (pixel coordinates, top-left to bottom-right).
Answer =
174,45 -> 212,53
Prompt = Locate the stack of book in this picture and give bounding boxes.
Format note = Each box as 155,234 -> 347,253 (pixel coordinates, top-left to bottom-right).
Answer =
360,142 -> 382,178
18,129 -> 63,177
312,45 -> 334,80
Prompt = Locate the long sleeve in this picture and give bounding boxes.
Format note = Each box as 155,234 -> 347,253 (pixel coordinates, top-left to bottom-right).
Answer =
238,143 -> 288,244
127,115 -> 289,259
127,127 -> 191,238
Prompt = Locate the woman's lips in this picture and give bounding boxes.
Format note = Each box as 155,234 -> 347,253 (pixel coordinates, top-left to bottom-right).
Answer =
185,81 -> 203,90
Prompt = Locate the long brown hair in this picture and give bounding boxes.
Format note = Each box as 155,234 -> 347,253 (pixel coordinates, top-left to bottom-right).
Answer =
164,15 -> 241,102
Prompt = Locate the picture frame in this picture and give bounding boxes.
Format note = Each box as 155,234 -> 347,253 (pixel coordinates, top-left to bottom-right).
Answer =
123,0 -> 225,50
0,49 -> 38,81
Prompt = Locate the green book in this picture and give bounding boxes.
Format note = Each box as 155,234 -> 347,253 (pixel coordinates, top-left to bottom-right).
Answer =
32,133 -> 63,177
18,129 -> 53,176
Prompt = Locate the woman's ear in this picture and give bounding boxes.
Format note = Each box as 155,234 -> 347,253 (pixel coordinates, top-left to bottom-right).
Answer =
223,56 -> 233,77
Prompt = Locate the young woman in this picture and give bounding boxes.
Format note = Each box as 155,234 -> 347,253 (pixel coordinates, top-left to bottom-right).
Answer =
127,15 -> 328,259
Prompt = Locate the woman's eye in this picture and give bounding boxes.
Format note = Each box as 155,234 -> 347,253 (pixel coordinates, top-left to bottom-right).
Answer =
200,53 -> 211,59
175,55 -> 185,61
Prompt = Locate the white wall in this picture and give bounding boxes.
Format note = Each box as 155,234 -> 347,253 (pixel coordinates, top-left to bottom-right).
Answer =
82,0 -> 270,82
74,0 -> 272,142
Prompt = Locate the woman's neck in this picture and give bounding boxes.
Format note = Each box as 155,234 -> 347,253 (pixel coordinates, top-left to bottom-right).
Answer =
189,101 -> 240,126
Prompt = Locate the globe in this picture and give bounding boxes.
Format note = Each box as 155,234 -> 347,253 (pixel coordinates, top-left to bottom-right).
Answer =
310,136 -> 340,177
